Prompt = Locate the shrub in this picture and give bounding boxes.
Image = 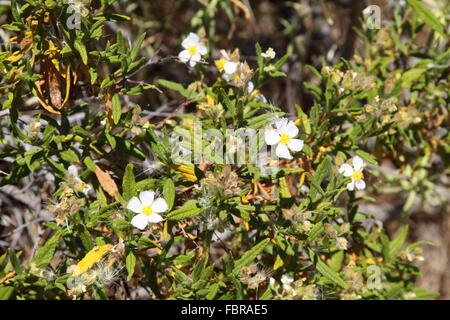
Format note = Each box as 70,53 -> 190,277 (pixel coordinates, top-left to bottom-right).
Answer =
0,0 -> 448,300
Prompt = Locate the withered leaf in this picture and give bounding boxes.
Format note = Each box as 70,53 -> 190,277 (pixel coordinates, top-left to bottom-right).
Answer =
95,165 -> 119,200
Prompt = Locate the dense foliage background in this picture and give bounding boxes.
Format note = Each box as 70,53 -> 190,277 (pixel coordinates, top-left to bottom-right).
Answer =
0,0 -> 449,299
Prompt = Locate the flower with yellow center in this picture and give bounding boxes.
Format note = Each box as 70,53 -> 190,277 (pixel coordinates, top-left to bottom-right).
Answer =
265,118 -> 304,159
215,59 -> 226,71
68,165 -> 91,194
188,45 -> 197,55
126,191 -> 168,230
247,81 -> 267,103
339,156 -> 366,191
178,32 -> 207,67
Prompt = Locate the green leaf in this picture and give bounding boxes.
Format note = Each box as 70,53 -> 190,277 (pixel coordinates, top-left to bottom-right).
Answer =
0,286 -> 14,300
126,251 -> 136,281
74,39 -> 88,65
166,201 -> 203,221
60,150 -> 80,163
157,79 -> 197,100
401,68 -> 426,88
163,179 -> 176,210
232,238 -> 270,275
112,94 -> 121,125
122,163 -> 135,201
407,0 -> 445,36
10,0 -> 21,23
310,250 -> 347,289
83,156 -> 96,172
206,283 -> 220,300
131,32 -> 146,61
355,149 -> 378,165
32,231 -> 63,268
389,225 -> 409,257
6,249 -> 21,275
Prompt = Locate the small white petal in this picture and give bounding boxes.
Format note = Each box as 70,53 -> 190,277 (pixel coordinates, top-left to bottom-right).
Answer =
131,213 -> 149,230
127,196 -> 143,213
189,59 -> 197,67
148,213 -> 164,223
353,156 -> 364,171
276,143 -> 292,159
152,197 -> 168,213
197,44 -> 207,55
355,179 -> 366,190
68,165 -> 78,177
182,34 -> 199,48
287,139 -> 304,152
346,181 -> 355,191
224,61 -> 237,74
139,191 -> 155,206
187,32 -> 199,42
286,121 -> 299,138
247,81 -> 254,93
178,50 -> 190,63
191,53 -> 201,62
265,129 -> 281,145
275,118 -> 288,134
339,164 -> 354,177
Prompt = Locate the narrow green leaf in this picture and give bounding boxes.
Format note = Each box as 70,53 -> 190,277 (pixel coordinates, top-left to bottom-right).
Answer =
126,251 -> 136,281
163,179 -> 175,210
407,0 -> 445,36
112,94 -> 121,125
32,231 -> 63,268
232,238 -> 270,274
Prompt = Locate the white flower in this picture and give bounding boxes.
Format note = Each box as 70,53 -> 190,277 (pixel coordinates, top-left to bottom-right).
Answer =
261,47 -> 276,59
222,61 -> 244,84
178,32 -> 207,67
336,237 -> 348,250
339,156 -> 366,191
68,165 -> 91,194
215,50 -> 238,75
127,191 -> 168,230
281,274 -> 294,290
265,118 -> 304,159
247,81 -> 267,103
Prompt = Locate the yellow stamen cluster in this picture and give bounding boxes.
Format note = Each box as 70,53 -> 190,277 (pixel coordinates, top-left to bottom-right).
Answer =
188,45 -> 197,55
142,205 -> 153,215
215,59 -> 225,71
280,133 -> 291,145
352,171 -> 363,181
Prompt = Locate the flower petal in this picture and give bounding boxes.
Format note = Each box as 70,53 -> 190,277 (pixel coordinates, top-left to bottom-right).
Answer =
148,213 -> 164,223
339,164 -> 354,177
192,53 -> 201,63
131,213 -> 149,230
152,197 -> 168,213
224,61 -> 237,74
197,44 -> 207,55
287,139 -> 304,152
352,156 -> 364,171
181,33 -> 199,48
346,181 -> 355,191
178,49 -> 190,63
276,143 -> 292,159
265,129 -> 281,145
247,81 -> 254,93
126,196 -> 143,213
139,191 -> 155,206
275,118 -> 288,134
286,121 -> 299,138
68,165 -> 78,177
355,179 -> 366,190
